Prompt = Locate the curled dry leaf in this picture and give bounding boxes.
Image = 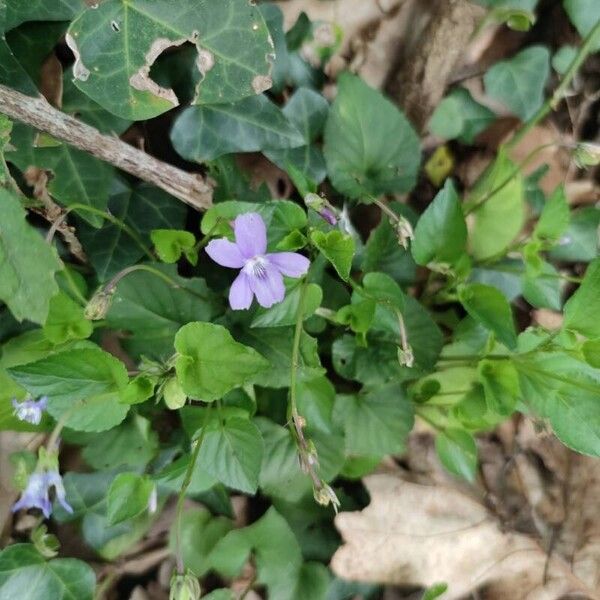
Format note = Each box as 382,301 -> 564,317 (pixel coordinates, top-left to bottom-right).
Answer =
331,473 -> 599,600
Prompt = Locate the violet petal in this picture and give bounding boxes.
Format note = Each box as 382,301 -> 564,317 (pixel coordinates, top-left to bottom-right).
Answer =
234,213 -> 267,258
229,272 -> 254,310
266,252 -> 310,278
249,264 -> 285,308
205,239 -> 245,268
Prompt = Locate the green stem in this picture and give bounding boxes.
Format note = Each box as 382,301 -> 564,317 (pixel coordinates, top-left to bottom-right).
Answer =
374,198 -> 400,223
47,403 -> 83,450
61,267 -> 88,306
289,280 -> 308,425
103,264 -> 210,302
508,20 -> 600,149
174,430 -> 205,574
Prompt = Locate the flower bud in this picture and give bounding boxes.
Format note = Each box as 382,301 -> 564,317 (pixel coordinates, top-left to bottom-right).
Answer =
314,483 -> 341,512
395,217 -> 414,250
84,288 -> 115,320
574,142 -> 600,168
398,345 -> 415,368
169,572 -> 201,600
304,193 -> 338,225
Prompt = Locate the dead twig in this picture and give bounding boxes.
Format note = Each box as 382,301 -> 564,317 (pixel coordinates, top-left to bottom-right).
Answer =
0,85 -> 213,211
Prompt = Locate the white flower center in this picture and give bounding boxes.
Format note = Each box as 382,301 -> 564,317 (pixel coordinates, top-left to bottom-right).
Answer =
243,255 -> 269,280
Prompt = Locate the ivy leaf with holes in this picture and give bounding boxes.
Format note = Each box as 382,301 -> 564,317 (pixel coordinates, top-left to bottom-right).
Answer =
66,0 -> 274,120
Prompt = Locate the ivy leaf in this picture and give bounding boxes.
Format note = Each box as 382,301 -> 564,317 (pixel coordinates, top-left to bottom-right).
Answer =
174,322 -> 269,401
458,284 -> 517,349
333,383 -> 414,456
4,0 -> 84,30
324,73 -> 421,200
0,544 -> 95,600
198,417 -> 264,494
171,94 -> 305,162
264,87 -> 329,184
310,230 -> 355,280
8,124 -> 114,227
66,0 -> 274,120
412,180 -> 467,266
8,347 -> 130,432
107,473 -> 153,526
435,429 -> 477,482
564,0 -> 600,51
468,149 -> 525,260
563,258 -> 600,338
484,46 -> 550,120
0,188 -> 62,325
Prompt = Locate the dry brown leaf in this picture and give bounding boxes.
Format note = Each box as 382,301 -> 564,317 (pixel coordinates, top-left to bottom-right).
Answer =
331,473 -> 599,599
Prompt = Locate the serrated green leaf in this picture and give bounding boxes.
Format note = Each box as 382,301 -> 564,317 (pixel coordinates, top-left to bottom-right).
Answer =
484,45 -> 550,120
518,353 -> 600,456
435,429 -> 477,482
198,417 -> 264,494
169,508 -> 233,577
8,347 -> 129,432
0,188 -> 62,324
107,473 -> 153,525
469,149 -> 525,260
171,94 -> 304,162
310,230 -> 355,280
534,185 -> 569,242
251,283 -> 322,328
458,283 -> 517,349
412,179 -> 467,266
563,258 -> 600,338
324,73 -> 421,199
238,327 -> 324,388
0,544 -> 95,600
333,383 -> 413,456
151,229 -> 197,265
106,264 -> 222,360
43,292 -> 92,344
175,322 -> 268,401
66,0 -> 274,120
478,359 -> 519,415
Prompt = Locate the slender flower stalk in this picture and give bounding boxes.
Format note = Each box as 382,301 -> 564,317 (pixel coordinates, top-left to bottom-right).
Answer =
206,212 -> 310,309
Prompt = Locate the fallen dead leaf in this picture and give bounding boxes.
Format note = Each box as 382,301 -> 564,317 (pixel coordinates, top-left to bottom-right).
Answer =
331,473 -> 599,599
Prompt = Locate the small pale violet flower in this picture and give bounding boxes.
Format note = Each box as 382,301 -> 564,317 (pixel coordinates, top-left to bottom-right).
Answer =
206,212 -> 310,310
12,396 -> 48,425
12,469 -> 73,519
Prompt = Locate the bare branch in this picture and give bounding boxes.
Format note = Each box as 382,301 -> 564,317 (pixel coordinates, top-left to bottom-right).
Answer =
0,84 -> 213,211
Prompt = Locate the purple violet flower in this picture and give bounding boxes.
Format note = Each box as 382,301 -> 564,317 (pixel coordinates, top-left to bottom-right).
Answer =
12,469 -> 73,519
12,396 -> 48,425
206,212 -> 310,310
319,207 -> 338,226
